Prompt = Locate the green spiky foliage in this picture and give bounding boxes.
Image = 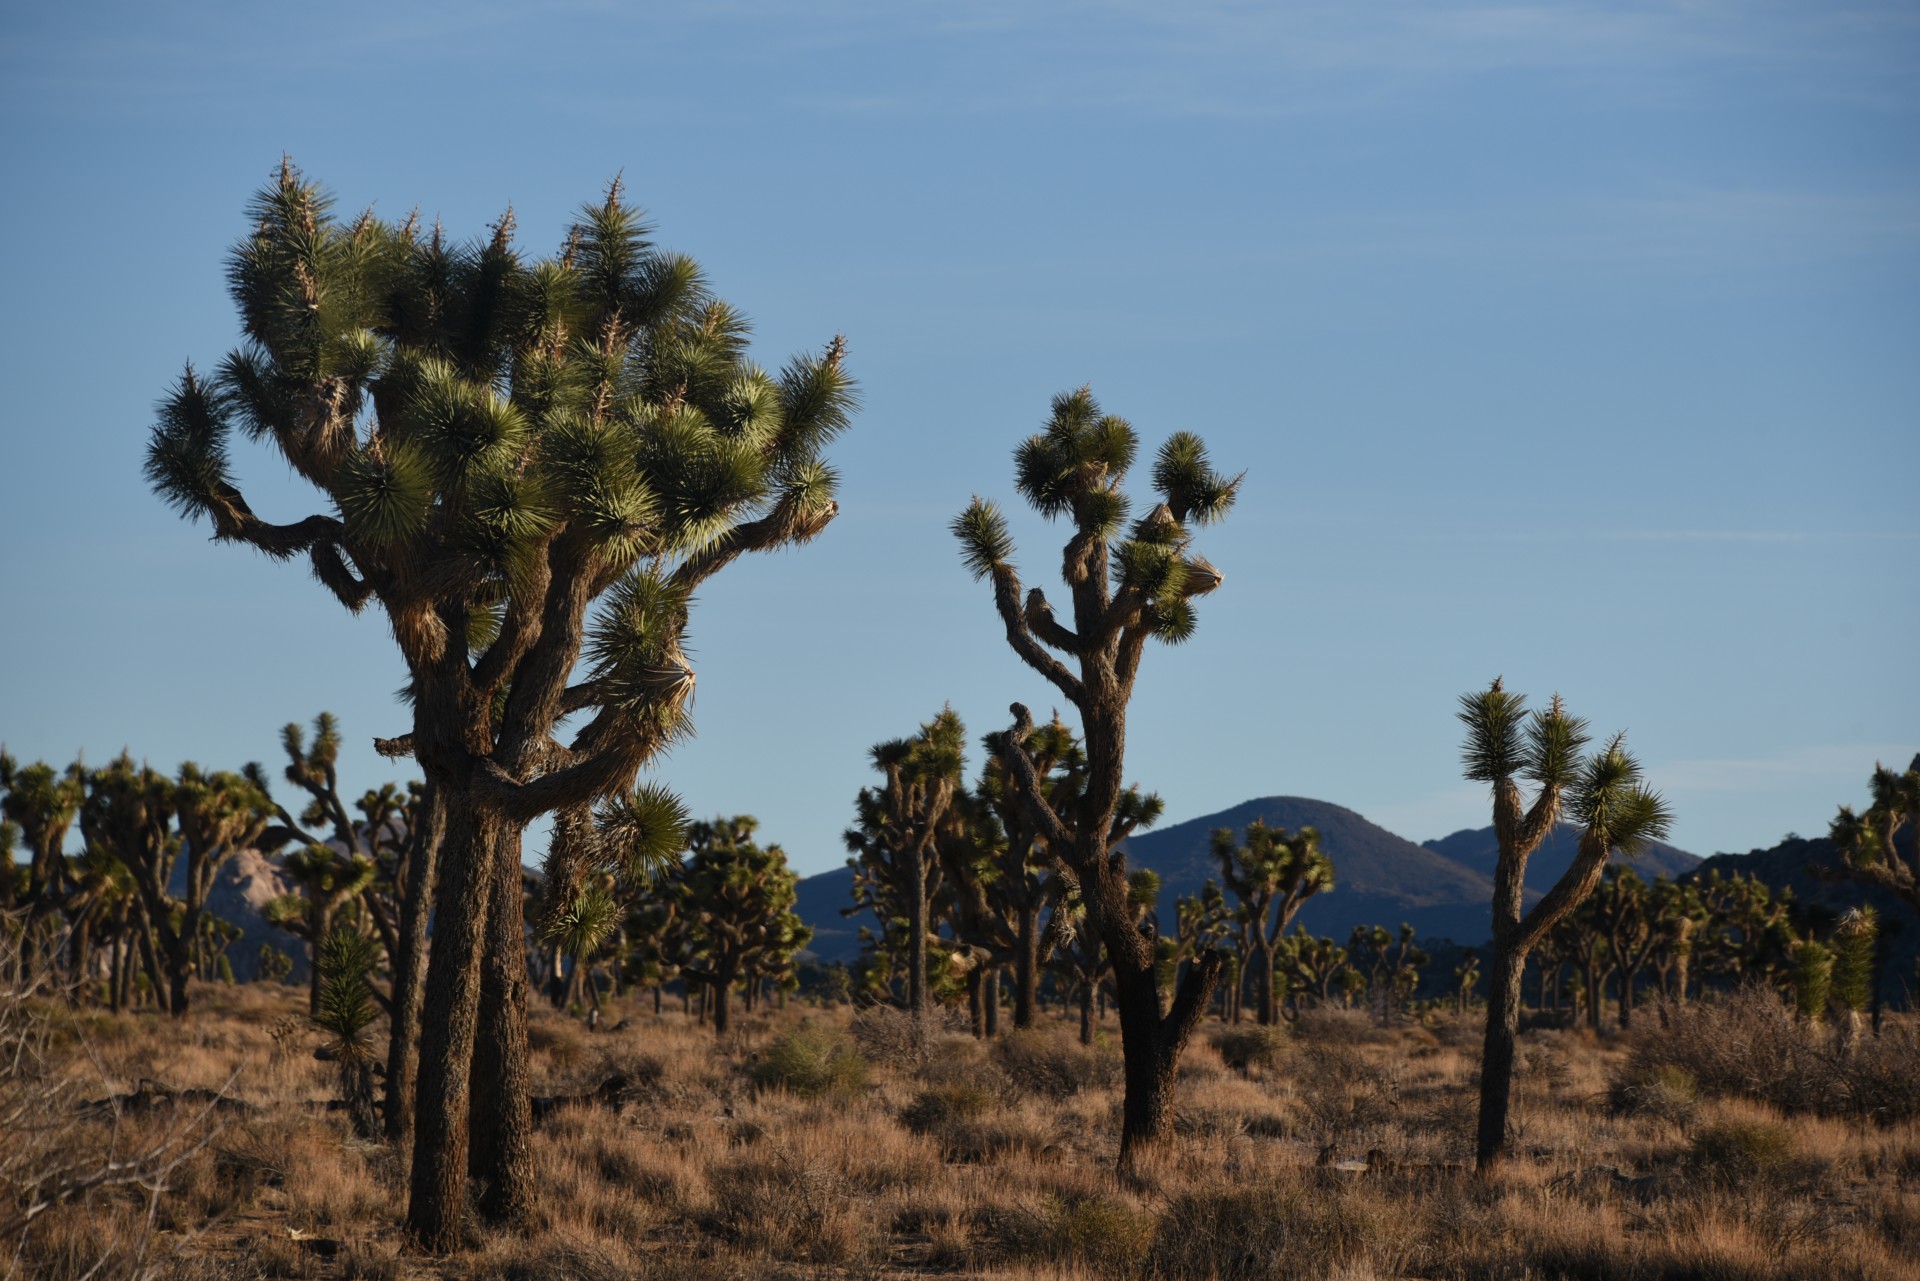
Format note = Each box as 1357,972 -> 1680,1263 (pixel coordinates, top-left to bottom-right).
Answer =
1047,869 -> 1164,1046
968,714 -> 1163,1031
1646,878 -> 1704,1007
672,816 -> 809,1036
956,387 -> 1239,1167
142,164 -> 856,1245
1274,933 -> 1351,1014
1453,950 -> 1482,1015
1692,869 -> 1797,991
844,709 -> 967,1019
1210,819 -> 1333,1026
60,844 -> 138,1008
1347,923 -> 1427,1025
1459,680 -> 1672,1174
0,754 -> 87,958
265,844 -> 379,1016
1173,879 -> 1237,1017
1828,908 -> 1877,1046
79,755 -> 275,1018
315,926 -> 384,1137
1790,937 -> 1833,1022
1829,756 -> 1920,918
258,943 -> 295,984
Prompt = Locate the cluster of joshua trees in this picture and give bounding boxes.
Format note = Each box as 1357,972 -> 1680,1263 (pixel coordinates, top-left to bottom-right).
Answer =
0,164 -> 1908,1250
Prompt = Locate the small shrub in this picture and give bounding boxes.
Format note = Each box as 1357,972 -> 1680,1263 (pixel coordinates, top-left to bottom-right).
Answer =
751,1022 -> 867,1099
1003,1197 -> 1157,1274
992,1028 -> 1121,1098
1211,1024 -> 1287,1075
901,1082 -> 997,1134
1689,1118 -> 1798,1187
847,1003 -> 968,1068
1609,1063 -> 1699,1128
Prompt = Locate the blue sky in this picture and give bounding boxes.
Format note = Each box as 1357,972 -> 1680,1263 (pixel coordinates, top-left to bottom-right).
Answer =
1,1 -> 1915,876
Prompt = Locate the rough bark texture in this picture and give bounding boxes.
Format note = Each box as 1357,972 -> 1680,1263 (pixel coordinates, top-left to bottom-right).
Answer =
385,786 -> 444,1142
469,830 -> 534,1224
1475,948 -> 1527,1172
406,803 -> 497,1252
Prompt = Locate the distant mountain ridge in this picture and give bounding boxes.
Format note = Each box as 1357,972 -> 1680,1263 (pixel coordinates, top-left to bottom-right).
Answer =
1422,823 -> 1701,892
792,793 -> 1711,962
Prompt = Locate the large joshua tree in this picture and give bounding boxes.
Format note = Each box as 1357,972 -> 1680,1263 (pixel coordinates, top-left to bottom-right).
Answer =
1459,678 -> 1671,1174
953,386 -> 1239,1168
143,163 -> 855,1248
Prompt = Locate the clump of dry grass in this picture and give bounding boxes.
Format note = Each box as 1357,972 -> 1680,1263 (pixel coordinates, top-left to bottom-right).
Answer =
1621,985 -> 1920,1123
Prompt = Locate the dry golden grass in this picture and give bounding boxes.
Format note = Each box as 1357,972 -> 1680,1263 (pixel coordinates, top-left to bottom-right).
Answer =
8,980 -> 1920,1280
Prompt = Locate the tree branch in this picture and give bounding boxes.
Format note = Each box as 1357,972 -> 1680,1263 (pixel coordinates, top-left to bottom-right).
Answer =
670,494 -> 840,598
990,570 -> 1084,707
1023,588 -> 1082,655
994,705 -> 1076,857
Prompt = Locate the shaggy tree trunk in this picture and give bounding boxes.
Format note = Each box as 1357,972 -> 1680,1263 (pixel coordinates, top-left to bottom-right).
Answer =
1014,904 -> 1039,1028
469,829 -> 534,1225
712,974 -> 733,1035
1475,948 -> 1527,1173
1257,940 -> 1277,1026
406,802 -> 499,1252
385,786 -> 444,1142
907,845 -> 929,1019
984,967 -> 1000,1037
1079,982 -> 1095,1046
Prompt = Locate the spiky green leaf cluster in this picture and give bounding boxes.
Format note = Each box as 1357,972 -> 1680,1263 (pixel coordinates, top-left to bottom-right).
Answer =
595,782 -> 691,882
1566,732 -> 1673,856
315,926 -> 381,1058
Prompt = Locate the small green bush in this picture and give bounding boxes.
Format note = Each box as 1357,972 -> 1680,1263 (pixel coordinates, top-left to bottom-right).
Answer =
991,1028 -> 1121,1099
752,1022 -> 868,1099
1211,1025 -> 1287,1074
901,1082 -> 997,1134
1689,1118 -> 1797,1187
1609,1064 -> 1699,1128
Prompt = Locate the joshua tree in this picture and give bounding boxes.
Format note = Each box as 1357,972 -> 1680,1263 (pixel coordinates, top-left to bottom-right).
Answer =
1173,880 -> 1237,1020
1828,907 -> 1877,1049
143,164 -> 854,1246
1347,923 -> 1427,1024
1277,927 -> 1350,1010
1211,819 -> 1332,1025
954,386 -> 1239,1168
80,756 -> 276,1016
1829,757 -> 1920,917
675,817 -> 810,1035
0,754 -> 86,974
975,715 -> 1089,1027
845,711 -> 966,1020
265,845 -> 378,1015
315,926 -> 384,1138
1458,678 -> 1671,1174
1453,950 -> 1481,1015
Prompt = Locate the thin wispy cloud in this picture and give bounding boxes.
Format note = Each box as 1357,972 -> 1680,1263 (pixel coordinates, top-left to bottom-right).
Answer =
1653,744 -> 1917,795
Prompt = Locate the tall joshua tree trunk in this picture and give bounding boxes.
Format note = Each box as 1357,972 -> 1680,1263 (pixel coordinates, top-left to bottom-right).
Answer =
908,843 -> 929,1018
1461,679 -> 1671,1175
956,388 -> 1239,1171
408,802 -> 500,1251
385,784 -> 444,1141
469,828 -> 534,1224
1014,902 -> 1040,1027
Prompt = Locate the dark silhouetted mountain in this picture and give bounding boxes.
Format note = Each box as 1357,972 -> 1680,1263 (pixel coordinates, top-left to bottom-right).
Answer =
794,865 -> 862,963
792,795 -> 1510,962
1118,796 -> 1502,944
1421,823 -> 1700,892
